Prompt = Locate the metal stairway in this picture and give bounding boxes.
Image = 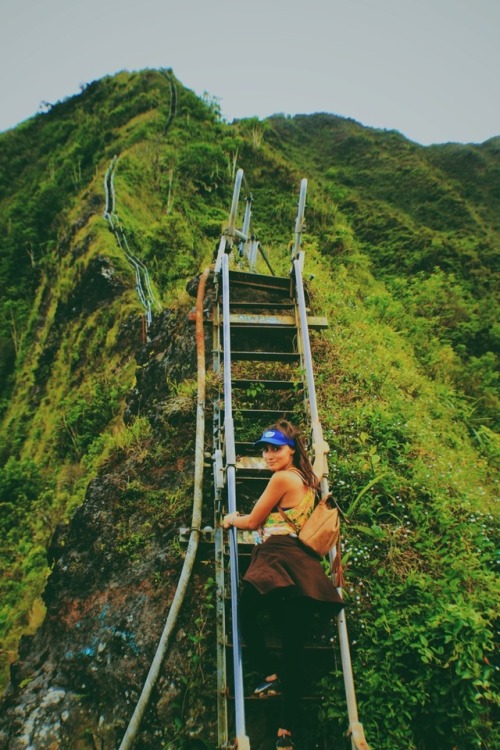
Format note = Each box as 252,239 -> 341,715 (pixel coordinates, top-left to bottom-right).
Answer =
212,171 -> 370,750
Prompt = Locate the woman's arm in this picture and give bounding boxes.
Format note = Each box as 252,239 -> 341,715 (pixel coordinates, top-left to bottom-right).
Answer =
223,471 -> 294,530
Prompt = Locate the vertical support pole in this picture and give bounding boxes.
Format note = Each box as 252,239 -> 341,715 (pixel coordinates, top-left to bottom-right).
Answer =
240,198 -> 253,262
249,239 -> 259,270
214,512 -> 228,748
228,168 -> 243,235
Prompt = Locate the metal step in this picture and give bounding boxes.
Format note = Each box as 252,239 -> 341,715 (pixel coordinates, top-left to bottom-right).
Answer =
235,475 -> 269,486
235,456 -> 268,470
231,351 -> 300,362
229,313 -> 297,328
232,379 -> 298,391
224,407 -> 295,419
230,301 -> 295,311
230,693 -> 322,703
227,313 -> 327,330
229,270 -> 291,294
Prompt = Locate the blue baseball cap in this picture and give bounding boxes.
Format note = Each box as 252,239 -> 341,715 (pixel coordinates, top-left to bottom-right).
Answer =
254,429 -> 296,448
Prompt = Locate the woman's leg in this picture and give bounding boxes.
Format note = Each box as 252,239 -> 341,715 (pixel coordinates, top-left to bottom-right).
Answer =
239,582 -> 279,680
277,596 -> 312,735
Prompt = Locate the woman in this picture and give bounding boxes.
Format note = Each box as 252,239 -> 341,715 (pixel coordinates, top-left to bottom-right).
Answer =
223,420 -> 344,750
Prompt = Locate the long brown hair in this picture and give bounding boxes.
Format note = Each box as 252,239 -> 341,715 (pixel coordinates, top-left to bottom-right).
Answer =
264,419 -> 318,489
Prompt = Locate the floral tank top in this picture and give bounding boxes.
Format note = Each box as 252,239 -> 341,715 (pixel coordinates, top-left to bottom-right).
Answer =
255,482 -> 315,544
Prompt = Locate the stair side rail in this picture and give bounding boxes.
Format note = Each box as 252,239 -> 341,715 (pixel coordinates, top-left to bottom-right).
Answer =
212,295 -> 229,746
215,169 -> 249,275
291,177 -> 307,274
292,182 -> 371,750
238,196 -> 253,262
220,252 -> 250,750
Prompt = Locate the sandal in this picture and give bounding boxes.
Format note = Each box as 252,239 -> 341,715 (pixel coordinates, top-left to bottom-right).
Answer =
253,676 -> 281,697
276,733 -> 294,750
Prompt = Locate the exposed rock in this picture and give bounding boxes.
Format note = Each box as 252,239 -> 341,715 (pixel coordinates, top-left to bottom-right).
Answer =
125,304 -> 199,424
60,255 -> 127,319
0,289 -> 216,749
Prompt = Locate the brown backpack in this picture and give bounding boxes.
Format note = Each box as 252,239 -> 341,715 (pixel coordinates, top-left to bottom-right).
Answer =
278,493 -> 345,586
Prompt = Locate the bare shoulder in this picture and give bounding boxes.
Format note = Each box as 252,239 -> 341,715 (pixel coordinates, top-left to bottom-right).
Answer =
270,469 -> 304,490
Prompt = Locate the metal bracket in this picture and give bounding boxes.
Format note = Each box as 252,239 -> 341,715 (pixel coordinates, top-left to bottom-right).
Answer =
213,449 -> 225,489
213,448 -> 226,490
348,721 -> 371,750
178,526 -> 215,544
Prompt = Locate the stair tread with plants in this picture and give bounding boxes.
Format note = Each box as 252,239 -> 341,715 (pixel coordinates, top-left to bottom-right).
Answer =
230,350 -> 300,362
214,260 -> 340,749
232,379 -> 298,391
227,313 -> 328,329
228,270 -> 293,293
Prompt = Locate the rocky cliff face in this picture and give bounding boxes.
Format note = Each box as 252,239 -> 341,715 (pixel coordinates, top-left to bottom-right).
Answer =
0,292 -> 218,750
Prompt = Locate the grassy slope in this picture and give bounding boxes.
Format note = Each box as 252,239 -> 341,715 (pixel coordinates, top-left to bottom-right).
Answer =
302,243 -> 498,747
0,71 -> 498,748
264,113 -> 500,433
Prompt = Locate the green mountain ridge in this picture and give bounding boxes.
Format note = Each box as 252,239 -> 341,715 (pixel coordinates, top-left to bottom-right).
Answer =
0,68 -> 498,749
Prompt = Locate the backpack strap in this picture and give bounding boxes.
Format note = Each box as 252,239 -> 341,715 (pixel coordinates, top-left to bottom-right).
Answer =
277,506 -> 300,534
332,527 -> 345,588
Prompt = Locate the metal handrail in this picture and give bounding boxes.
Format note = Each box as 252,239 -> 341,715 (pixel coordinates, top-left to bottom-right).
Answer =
103,156 -> 158,327
221,252 -> 250,750
228,168 -> 243,235
293,259 -> 326,490
239,198 -> 252,259
291,177 -> 307,267
117,269 -> 209,750
293,255 -> 370,750
215,169 -> 245,275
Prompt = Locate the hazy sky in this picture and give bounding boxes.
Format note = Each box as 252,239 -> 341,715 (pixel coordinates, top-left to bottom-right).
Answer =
1,0 -> 498,145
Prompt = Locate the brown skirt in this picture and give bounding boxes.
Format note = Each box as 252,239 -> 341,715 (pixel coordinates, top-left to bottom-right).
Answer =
242,535 -> 344,612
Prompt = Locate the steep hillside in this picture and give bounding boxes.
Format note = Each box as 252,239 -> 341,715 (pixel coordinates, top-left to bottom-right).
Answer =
263,114 -> 500,426
0,69 -> 498,750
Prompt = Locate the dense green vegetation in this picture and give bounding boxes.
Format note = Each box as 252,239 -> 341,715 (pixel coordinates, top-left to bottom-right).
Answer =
303,245 -> 498,748
0,69 -> 498,749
